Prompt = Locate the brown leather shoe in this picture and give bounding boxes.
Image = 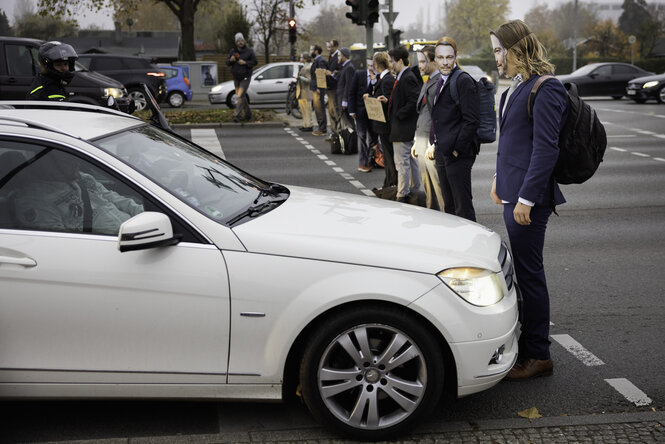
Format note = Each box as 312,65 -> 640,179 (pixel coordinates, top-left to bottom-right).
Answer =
505,358 -> 553,381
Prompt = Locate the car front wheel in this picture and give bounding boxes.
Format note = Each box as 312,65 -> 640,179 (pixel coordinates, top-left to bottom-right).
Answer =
299,306 -> 445,440
658,86 -> 665,104
168,91 -> 185,108
128,87 -> 148,111
226,91 -> 237,109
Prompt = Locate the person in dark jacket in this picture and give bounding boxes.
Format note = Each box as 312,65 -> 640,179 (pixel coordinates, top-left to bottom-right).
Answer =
336,47 -> 356,131
227,33 -> 257,122
309,44 -> 328,136
430,37 -> 480,221
325,40 -> 341,137
27,41 -> 78,101
367,51 -> 397,188
349,57 -> 378,172
380,46 -> 422,202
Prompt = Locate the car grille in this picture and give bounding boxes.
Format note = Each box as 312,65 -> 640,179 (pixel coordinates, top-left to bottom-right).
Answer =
498,242 -> 515,291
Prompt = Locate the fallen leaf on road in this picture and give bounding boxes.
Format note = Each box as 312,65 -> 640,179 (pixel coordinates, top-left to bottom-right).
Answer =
517,406 -> 542,421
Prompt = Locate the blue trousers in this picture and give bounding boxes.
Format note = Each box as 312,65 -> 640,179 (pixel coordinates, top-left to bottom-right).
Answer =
503,203 -> 553,360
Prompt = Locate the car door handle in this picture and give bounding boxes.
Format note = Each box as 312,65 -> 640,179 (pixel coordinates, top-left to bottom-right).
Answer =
0,255 -> 37,267
275,81 -> 283,84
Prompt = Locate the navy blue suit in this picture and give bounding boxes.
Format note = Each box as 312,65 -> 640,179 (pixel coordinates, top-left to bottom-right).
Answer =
348,69 -> 377,167
497,74 -> 567,361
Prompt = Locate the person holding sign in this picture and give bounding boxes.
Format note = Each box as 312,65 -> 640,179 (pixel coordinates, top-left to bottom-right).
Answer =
309,44 -> 328,136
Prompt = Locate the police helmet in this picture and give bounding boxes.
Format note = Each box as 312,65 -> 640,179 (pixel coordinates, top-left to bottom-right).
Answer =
38,41 -> 78,83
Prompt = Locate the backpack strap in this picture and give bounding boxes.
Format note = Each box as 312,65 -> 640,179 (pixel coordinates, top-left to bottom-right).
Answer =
527,74 -> 555,120
448,69 -> 461,105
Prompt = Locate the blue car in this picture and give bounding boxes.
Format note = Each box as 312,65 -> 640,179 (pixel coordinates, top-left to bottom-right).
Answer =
158,65 -> 193,107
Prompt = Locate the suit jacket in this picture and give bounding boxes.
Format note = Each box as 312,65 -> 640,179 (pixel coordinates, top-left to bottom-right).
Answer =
326,50 -> 340,90
415,70 -> 440,137
370,70 -> 395,135
496,74 -> 568,206
336,60 -> 356,109
388,67 -> 420,142
309,55 -> 328,92
431,66 -> 480,162
348,69 -> 373,119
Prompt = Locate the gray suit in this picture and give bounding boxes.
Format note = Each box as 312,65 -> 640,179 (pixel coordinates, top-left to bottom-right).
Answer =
413,71 -> 444,211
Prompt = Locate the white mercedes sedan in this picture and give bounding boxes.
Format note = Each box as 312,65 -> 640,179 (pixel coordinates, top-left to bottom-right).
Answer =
0,102 -> 518,440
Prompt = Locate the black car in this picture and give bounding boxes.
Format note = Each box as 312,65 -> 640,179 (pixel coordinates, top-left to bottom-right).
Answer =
557,62 -> 653,99
626,72 -> 665,104
77,54 -> 167,110
0,37 -> 133,112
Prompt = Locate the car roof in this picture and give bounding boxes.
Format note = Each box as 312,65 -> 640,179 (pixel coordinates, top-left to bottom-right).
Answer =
0,102 -> 143,140
0,36 -> 43,45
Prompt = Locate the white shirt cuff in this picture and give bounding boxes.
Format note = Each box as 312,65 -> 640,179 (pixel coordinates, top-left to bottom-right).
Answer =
518,197 -> 535,207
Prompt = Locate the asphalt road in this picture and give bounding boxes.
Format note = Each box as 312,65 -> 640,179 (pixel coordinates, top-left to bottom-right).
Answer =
2,98 -> 664,443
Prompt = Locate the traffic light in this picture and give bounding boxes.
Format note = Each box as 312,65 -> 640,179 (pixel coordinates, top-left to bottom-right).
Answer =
366,0 -> 379,26
346,0 -> 366,25
288,18 -> 297,44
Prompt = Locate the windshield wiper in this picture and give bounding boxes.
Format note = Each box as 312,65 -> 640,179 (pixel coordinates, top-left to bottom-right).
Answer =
227,195 -> 287,226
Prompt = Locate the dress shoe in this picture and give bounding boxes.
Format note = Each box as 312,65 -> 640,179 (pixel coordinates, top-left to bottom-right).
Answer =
312,130 -> 326,136
505,358 -> 553,381
396,193 -> 410,203
357,165 -> 372,173
299,126 -> 313,132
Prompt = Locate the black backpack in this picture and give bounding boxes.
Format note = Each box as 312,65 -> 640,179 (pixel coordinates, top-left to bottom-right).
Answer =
528,75 -> 607,185
449,69 -> 497,144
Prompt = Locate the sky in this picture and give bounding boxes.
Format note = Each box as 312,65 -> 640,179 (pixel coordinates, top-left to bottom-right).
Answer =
0,0 -> 563,31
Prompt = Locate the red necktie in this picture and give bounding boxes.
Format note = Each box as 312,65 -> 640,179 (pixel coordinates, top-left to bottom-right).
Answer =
388,78 -> 399,115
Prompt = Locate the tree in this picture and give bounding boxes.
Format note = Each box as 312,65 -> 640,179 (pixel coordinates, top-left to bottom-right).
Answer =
14,1 -> 79,40
217,2 -> 252,54
248,0 -> 291,64
446,0 -> 510,55
299,2 -> 364,51
619,0 -> 662,56
0,10 -> 12,36
37,0 -> 206,60
586,19 -> 629,58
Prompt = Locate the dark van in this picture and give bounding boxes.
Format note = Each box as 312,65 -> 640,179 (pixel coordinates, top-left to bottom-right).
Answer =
0,37 -> 133,113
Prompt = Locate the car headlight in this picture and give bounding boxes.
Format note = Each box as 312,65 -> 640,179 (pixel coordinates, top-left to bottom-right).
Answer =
643,81 -> 659,89
103,88 -> 123,98
438,267 -> 505,306
210,85 -> 223,93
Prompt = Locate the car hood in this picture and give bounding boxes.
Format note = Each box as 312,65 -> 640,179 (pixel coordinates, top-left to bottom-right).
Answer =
628,73 -> 665,84
71,70 -> 125,88
231,186 -> 501,274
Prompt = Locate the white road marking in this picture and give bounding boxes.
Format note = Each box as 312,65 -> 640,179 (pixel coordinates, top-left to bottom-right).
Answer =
610,147 -> 627,152
655,157 -> 665,162
631,152 -> 650,157
191,128 -> 225,159
551,334 -> 605,366
606,135 -> 636,138
283,128 -> 373,196
605,378 -> 653,406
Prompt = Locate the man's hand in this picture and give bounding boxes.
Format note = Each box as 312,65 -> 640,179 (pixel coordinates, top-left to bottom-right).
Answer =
513,202 -> 532,226
425,146 -> 435,160
377,95 -> 387,103
411,146 -> 418,158
238,59 -> 246,65
490,176 -> 502,205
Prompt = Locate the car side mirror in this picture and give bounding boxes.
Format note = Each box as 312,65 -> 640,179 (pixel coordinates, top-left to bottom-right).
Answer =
256,75 -> 264,81
589,73 -> 598,79
118,212 -> 181,252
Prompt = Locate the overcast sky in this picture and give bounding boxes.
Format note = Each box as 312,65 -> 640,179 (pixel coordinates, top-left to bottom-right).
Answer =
1,0 -> 564,31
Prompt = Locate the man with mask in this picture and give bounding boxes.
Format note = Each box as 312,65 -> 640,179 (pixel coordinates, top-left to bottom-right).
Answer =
27,41 -> 78,101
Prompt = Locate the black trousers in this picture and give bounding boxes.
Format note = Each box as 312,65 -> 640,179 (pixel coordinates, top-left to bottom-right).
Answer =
503,203 -> 553,361
379,133 -> 397,188
436,155 -> 476,222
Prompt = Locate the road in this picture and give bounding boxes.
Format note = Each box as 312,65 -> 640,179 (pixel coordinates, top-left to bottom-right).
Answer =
2,98 -> 664,443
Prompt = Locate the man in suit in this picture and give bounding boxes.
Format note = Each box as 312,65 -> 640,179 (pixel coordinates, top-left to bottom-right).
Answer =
368,52 -> 397,188
325,40 -> 342,138
309,45 -> 328,136
489,20 -> 568,380
430,37 -> 480,221
336,47 -> 356,132
349,57 -> 378,172
380,46 -> 422,203
411,46 -> 444,210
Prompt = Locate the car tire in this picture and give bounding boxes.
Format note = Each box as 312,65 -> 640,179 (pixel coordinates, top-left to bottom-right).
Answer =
168,91 -> 185,108
612,95 -> 623,100
128,87 -> 148,111
658,86 -> 665,104
226,92 -> 236,109
299,305 -> 445,440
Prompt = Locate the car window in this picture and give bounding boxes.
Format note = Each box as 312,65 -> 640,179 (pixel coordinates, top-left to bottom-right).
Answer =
0,141 -> 145,235
95,57 -> 124,70
124,58 -> 151,69
593,65 -> 612,76
160,67 -> 177,79
5,44 -> 38,77
95,124 -> 270,226
613,65 -> 637,74
77,57 -> 91,69
260,65 -> 290,80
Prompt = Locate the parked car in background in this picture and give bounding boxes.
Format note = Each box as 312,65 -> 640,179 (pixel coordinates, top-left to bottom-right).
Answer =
77,54 -> 167,110
158,64 -> 193,108
557,62 -> 653,99
0,101 -> 518,441
460,64 -> 492,83
208,61 -> 302,109
0,37 -> 133,113
626,72 -> 665,104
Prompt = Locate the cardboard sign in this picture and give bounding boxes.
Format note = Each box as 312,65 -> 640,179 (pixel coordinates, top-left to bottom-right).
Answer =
315,68 -> 327,89
364,96 -> 386,122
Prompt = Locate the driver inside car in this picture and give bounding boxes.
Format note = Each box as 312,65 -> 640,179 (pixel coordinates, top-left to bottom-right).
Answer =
13,150 -> 144,235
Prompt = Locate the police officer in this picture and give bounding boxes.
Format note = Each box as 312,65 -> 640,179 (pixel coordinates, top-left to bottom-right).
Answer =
27,41 -> 78,101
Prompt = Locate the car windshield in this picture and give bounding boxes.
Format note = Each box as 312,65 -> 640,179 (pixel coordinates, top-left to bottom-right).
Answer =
569,64 -> 600,76
74,61 -> 88,72
94,124 -> 276,225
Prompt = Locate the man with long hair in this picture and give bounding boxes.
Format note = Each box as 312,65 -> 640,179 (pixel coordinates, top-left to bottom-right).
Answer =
489,20 -> 568,380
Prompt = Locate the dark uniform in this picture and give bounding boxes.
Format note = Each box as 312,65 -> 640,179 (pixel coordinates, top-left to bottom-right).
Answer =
26,73 -> 68,101
26,41 -> 77,102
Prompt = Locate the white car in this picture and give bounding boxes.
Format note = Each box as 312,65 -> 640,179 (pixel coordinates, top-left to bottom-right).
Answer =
208,61 -> 303,108
0,102 -> 518,440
